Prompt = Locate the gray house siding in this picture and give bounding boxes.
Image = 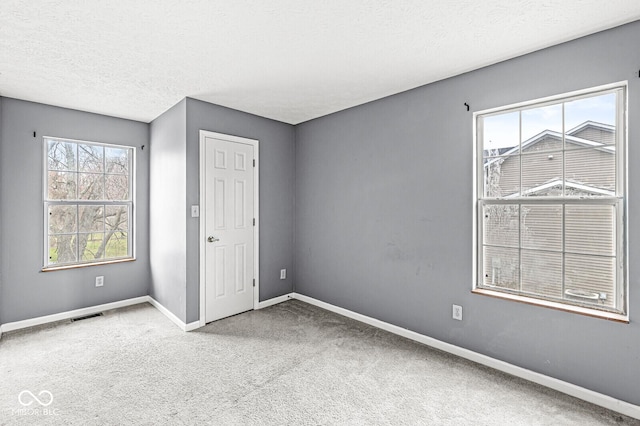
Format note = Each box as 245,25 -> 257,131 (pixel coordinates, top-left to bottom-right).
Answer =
490,129 -> 615,197
483,122 -> 617,308
572,126 -> 614,145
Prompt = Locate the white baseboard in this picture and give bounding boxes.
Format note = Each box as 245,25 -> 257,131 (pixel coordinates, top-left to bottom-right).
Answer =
186,293 -> 294,330
0,295 -> 202,337
184,320 -> 201,332
291,293 -> 640,420
3,291 -> 636,418
256,293 -> 294,309
151,293 -> 294,331
0,296 -> 149,335
147,296 -> 201,332
148,295 -> 301,331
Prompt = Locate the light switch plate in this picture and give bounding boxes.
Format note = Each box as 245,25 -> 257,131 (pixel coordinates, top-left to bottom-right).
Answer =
191,205 -> 199,217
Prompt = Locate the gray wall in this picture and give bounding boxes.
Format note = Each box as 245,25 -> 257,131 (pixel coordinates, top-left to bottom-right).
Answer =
185,98 -> 295,323
0,93 -> 295,327
0,97 -> 3,324
149,100 -> 188,322
294,21 -> 640,405
1,18 -> 635,407
0,97 -> 150,324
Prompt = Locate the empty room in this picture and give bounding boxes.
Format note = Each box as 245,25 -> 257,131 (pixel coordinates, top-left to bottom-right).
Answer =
1,1 -> 639,424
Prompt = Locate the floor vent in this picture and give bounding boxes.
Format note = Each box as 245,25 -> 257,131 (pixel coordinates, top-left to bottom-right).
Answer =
71,312 -> 103,322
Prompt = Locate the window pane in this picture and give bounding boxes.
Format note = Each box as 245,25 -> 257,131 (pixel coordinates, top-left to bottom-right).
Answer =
565,93 -> 616,148
48,205 -> 77,234
521,205 -> 562,251
565,205 -> 615,256
78,173 -> 104,200
106,231 -> 128,258
48,171 -> 77,200
105,174 -> 129,200
521,104 -> 562,143
521,151 -> 563,196
521,250 -> 563,299
482,112 -> 519,153
79,233 -> 105,261
565,148 -> 615,196
521,133 -> 562,154
78,144 -> 104,172
482,246 -> 519,290
476,86 -> 624,315
47,139 -> 76,171
79,205 -> 105,233
44,139 -> 133,267
105,205 -> 129,231
483,204 -> 519,247
105,147 -> 129,174
483,155 -> 520,197
48,235 -> 77,264
565,254 -> 615,308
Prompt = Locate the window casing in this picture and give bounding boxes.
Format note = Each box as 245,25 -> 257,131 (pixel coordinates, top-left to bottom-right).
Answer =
474,83 -> 627,317
44,137 -> 134,268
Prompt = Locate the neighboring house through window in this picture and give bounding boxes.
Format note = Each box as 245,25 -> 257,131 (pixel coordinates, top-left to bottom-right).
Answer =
44,137 -> 134,268
474,83 -> 627,318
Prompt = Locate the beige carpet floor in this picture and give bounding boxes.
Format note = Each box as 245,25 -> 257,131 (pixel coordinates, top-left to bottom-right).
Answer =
0,300 -> 637,425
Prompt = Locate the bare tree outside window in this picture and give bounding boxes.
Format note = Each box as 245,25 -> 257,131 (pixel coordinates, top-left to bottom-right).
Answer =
45,138 -> 133,267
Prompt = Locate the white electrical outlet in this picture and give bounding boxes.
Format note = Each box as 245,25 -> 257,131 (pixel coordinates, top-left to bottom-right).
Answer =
452,304 -> 462,321
280,269 -> 286,280
191,205 -> 200,217
95,276 -> 104,287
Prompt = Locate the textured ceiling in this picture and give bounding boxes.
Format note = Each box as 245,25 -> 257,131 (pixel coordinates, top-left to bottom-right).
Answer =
1,1 -> 640,124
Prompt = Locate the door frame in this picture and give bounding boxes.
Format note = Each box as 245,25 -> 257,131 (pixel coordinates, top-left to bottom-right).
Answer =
199,130 -> 259,326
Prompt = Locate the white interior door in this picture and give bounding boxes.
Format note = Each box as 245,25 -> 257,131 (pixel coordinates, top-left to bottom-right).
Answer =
204,135 -> 255,322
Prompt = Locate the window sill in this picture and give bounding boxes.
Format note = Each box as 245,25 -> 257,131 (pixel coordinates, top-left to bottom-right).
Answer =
41,258 -> 135,272
472,288 -> 629,323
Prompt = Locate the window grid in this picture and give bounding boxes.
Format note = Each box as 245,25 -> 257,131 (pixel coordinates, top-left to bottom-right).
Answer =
44,137 -> 134,268
476,85 -> 626,315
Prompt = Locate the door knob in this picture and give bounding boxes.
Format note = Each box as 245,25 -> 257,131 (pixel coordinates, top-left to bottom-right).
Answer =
207,236 -> 219,243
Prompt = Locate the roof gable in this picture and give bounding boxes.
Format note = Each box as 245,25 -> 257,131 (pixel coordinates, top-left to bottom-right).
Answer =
504,179 -> 615,198
566,121 -> 615,136
484,120 -> 614,169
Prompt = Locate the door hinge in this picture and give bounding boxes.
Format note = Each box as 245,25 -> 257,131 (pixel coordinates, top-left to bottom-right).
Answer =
253,218 -> 255,226
253,279 -> 255,287
253,159 -> 256,167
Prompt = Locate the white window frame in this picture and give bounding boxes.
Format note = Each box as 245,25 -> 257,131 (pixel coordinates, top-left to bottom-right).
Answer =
43,136 -> 136,270
472,82 -> 628,321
